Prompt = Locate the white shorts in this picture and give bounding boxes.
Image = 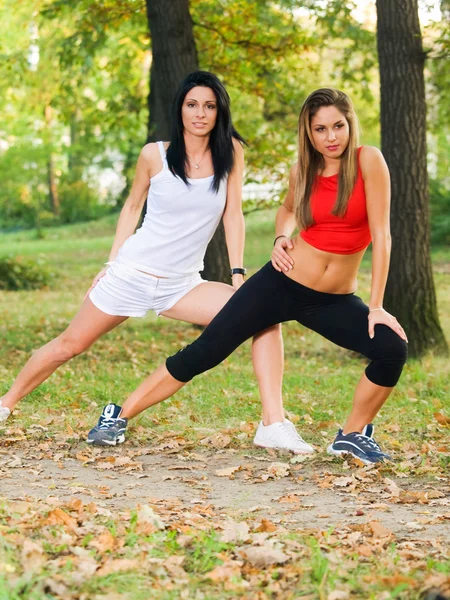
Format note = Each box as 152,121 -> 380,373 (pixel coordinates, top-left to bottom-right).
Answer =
89,261 -> 206,317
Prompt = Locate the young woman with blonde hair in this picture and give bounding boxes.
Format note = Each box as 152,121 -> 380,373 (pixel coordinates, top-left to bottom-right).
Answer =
88,88 -> 408,464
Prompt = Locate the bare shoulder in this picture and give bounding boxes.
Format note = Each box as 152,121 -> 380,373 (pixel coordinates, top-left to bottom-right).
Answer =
359,146 -> 388,175
232,137 -> 245,158
141,142 -> 169,162
140,142 -> 162,163
139,142 -> 170,178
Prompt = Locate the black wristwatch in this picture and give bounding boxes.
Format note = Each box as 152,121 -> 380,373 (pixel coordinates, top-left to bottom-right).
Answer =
230,268 -> 247,277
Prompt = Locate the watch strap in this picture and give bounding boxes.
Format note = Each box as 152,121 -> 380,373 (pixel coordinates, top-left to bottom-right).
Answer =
230,267 -> 247,276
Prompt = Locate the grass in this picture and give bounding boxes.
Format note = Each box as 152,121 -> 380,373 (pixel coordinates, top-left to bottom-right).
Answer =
0,210 -> 449,599
0,209 -> 448,448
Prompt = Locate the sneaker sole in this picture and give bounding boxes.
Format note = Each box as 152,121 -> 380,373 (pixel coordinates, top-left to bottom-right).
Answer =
253,440 -> 315,455
86,434 -> 125,446
327,445 -> 380,465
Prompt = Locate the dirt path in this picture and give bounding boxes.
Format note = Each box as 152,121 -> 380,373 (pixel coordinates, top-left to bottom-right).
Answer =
1,444 -> 448,543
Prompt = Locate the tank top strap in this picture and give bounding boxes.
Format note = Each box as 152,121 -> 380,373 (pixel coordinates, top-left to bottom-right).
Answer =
157,141 -> 168,170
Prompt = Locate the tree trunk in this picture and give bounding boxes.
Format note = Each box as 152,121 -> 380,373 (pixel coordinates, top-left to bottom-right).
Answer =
201,220 -> 230,283
376,0 -> 448,357
44,105 -> 60,216
145,0 -> 229,283
47,156 -> 60,216
145,0 -> 198,142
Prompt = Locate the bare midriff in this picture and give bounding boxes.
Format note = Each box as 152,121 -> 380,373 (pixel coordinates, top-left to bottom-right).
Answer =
285,234 -> 366,294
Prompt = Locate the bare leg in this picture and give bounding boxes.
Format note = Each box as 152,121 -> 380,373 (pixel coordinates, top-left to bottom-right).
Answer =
343,374 -> 393,434
1,298 -> 127,411
121,281 -> 284,423
252,326 -> 284,425
121,364 -> 184,418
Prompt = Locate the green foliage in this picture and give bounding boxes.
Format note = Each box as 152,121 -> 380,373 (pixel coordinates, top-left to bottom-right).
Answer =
0,255 -> 53,291
430,178 -> 450,245
0,0 -> 448,238
58,179 -> 112,224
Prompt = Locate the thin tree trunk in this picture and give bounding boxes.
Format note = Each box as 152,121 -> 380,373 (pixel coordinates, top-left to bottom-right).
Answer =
376,0 -> 447,357
145,0 -> 229,283
47,156 -> 60,216
44,105 -> 60,216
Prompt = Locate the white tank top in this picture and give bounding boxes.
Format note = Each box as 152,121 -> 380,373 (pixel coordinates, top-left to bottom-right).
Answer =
117,141 -> 227,277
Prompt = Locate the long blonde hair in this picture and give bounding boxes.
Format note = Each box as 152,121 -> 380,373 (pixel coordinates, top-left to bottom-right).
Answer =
294,88 -> 360,230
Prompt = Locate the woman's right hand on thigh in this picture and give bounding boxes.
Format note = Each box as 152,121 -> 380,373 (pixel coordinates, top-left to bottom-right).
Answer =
84,267 -> 109,299
272,236 -> 294,272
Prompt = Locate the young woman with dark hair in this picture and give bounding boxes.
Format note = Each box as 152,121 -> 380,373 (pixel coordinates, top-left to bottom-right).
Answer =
89,88 -> 408,465
1,71 -> 311,455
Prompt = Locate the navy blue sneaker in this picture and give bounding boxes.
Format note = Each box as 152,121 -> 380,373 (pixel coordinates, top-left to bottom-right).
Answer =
327,424 -> 391,464
87,403 -> 128,446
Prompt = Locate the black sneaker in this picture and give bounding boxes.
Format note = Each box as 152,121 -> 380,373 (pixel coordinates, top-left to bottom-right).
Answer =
327,423 -> 391,464
87,403 -> 128,446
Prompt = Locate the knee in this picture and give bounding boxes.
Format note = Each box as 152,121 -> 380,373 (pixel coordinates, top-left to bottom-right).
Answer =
166,338 -> 223,383
53,334 -> 87,361
367,328 -> 408,387
372,326 -> 408,363
383,332 -> 408,365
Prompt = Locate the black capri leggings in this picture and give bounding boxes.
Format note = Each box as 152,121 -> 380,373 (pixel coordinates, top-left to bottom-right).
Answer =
166,262 -> 407,387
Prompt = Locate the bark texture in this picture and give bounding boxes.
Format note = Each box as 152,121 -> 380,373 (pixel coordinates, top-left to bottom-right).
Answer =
146,0 -> 198,142
376,0 -> 447,356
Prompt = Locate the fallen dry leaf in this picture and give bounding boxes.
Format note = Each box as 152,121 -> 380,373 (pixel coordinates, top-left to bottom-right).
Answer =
21,539 -> 47,573
44,508 -> 78,532
434,412 -> 450,427
96,558 -> 141,577
203,563 -> 242,582
137,505 -> 165,530
220,519 -> 250,543
215,466 -> 240,478
333,476 -> 353,488
89,530 -> 117,553
240,546 -> 290,567
254,519 -> 278,533
268,462 -> 290,478
369,521 -> 393,538
199,432 -> 231,449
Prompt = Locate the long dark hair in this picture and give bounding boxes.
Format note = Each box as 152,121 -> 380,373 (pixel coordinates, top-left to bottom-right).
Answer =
166,71 -> 245,193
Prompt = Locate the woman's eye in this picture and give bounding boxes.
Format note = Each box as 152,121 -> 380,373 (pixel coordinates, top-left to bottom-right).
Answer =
207,105 -> 216,110
187,103 -> 195,108
316,127 -> 324,132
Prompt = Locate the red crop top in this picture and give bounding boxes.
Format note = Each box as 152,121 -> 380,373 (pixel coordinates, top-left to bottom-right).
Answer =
300,147 -> 371,254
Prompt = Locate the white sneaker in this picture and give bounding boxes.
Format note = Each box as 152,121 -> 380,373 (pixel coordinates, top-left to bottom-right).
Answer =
0,401 -> 11,422
253,419 -> 314,454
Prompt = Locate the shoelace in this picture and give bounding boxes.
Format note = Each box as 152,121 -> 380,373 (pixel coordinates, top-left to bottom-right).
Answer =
353,433 -> 382,453
279,422 -> 307,444
99,415 -> 119,429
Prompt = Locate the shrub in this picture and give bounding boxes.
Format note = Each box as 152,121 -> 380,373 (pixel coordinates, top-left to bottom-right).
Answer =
0,255 -> 53,291
59,180 -> 112,224
430,178 -> 450,246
